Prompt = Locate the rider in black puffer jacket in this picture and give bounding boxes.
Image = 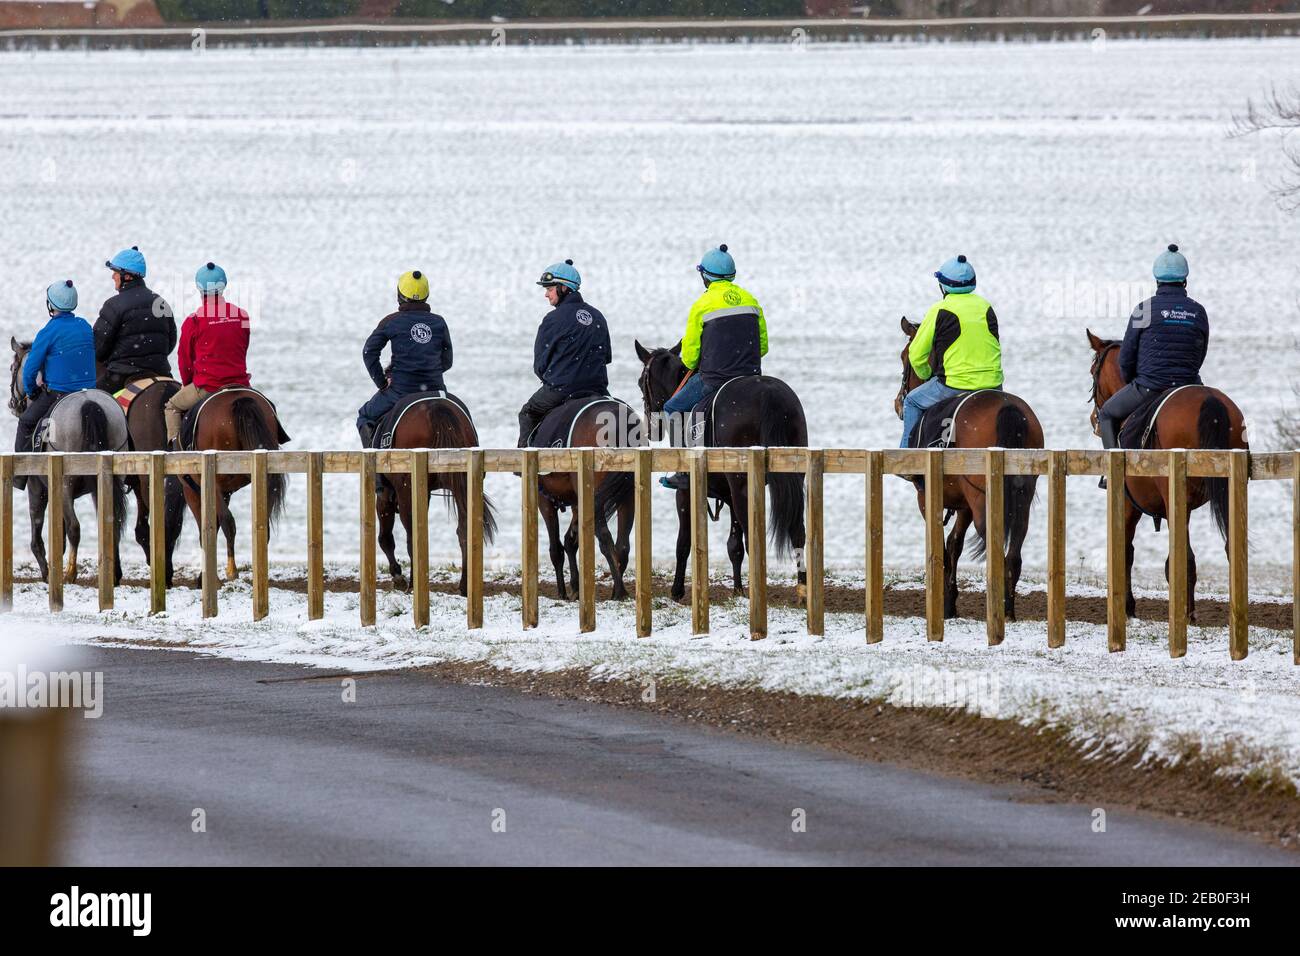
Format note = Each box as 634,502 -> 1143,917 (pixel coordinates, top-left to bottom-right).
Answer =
94,246 -> 177,393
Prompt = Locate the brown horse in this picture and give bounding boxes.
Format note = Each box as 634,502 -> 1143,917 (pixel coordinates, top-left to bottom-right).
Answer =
897,319 -> 1044,619
533,398 -> 639,601
164,389 -> 288,589
1087,330 -> 1247,619
376,394 -> 496,596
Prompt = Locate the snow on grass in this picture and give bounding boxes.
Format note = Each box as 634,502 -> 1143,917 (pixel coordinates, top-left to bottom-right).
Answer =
2,562 -> 1297,791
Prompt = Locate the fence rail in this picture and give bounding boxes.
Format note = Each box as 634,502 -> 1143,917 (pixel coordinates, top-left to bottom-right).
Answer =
2,447 -> 1297,665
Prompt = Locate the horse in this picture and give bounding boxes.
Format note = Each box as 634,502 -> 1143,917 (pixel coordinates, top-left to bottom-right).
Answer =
529,396 -> 639,602
9,340 -> 127,586
375,394 -> 497,596
110,375 -> 179,562
896,319 -> 1044,619
635,341 -> 807,604
164,388 -> 288,589
1087,330 -> 1247,620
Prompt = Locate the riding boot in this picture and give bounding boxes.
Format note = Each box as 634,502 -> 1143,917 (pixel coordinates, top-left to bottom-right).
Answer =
356,422 -> 384,492
1098,417 -> 1120,488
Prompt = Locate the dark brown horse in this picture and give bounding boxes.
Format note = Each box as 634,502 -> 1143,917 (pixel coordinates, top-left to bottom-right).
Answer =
164,389 -> 287,589
1087,330 -> 1247,619
897,319 -> 1044,619
376,395 -> 496,596
533,398 -> 638,601
115,377 -> 179,561
635,341 -> 807,604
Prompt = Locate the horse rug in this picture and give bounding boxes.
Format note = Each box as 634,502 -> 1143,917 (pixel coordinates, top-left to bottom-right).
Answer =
692,375 -> 758,447
372,391 -> 475,449
907,389 -> 999,449
1116,385 -> 1196,450
528,395 -> 639,449
34,390 -> 129,452
179,386 -> 291,451
113,376 -> 179,415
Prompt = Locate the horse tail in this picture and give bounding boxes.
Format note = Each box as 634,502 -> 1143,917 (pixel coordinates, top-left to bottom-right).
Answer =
425,402 -> 497,546
759,387 -> 805,558
971,402 -> 1035,560
1198,393 -> 1232,543
232,396 -> 287,530
80,402 -> 129,537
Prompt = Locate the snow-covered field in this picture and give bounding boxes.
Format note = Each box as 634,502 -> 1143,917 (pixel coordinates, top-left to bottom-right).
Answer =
2,38 -> 1299,583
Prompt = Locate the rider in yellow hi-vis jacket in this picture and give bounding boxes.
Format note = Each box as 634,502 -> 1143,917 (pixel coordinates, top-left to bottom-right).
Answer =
900,254 -> 1003,448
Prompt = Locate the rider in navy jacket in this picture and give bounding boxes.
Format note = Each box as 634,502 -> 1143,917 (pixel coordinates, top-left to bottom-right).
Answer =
1099,245 -> 1210,451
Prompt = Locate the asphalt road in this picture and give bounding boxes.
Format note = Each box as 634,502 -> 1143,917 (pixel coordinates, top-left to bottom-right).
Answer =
53,647 -> 1294,866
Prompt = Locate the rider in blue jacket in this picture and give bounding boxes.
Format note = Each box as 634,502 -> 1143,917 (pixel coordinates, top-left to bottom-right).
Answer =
13,280 -> 96,490
356,270 -> 454,448
517,260 -> 611,447
1098,244 -> 1210,450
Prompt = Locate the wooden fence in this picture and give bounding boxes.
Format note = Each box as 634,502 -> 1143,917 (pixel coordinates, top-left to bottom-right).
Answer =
1,447 -> 1297,664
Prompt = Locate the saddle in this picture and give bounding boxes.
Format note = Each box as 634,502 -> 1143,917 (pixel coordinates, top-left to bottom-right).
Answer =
113,375 -> 179,415
906,389 -> 996,449
178,386 -> 291,451
527,394 -> 638,450
33,390 -> 130,452
372,391 -> 474,449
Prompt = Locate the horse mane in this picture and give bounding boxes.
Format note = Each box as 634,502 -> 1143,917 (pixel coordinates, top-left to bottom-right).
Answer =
1088,339 -> 1121,405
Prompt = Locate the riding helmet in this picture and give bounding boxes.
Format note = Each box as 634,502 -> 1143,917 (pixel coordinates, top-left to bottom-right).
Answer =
195,261 -> 227,295
105,246 -> 147,278
935,254 -> 976,293
398,269 -> 430,301
697,244 -> 736,281
46,279 -> 78,313
537,260 -> 581,291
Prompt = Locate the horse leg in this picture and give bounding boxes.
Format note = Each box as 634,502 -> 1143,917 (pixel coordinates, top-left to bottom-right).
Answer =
180,482 -> 204,589
1124,500 -> 1141,619
943,507 -> 972,619
540,498 -> 567,600
219,494 -> 237,581
395,484 -> 416,594
132,476 -> 150,562
163,477 -> 185,589
1004,498 -> 1029,622
113,479 -> 124,587
28,480 -> 49,583
594,512 -> 623,600
563,514 -> 580,601
454,482 -> 470,599
376,484 -> 404,589
63,486 -> 80,584
615,496 -> 634,588
1187,542 -> 1199,624
672,489 -> 690,604
727,477 -> 749,597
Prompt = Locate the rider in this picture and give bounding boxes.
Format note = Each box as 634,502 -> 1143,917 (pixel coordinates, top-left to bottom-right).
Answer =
517,259 -> 611,447
899,255 -> 1003,448
659,244 -> 767,490
165,262 -> 251,447
94,246 -> 176,394
356,270 -> 453,448
12,280 -> 96,490
1097,244 -> 1209,450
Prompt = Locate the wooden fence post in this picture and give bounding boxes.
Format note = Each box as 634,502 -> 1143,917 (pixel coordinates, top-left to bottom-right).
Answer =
925,449 -> 944,642
200,451 -> 218,619
1,455 -> 13,612
984,448 -> 1005,646
1228,449 -> 1249,661
865,450 -> 883,644
411,450 -> 429,629
96,453 -> 114,612
747,448 -> 768,641
358,451 -> 376,627
306,452 -> 324,621
577,448 -> 596,633
47,454 -> 63,613
690,449 -> 709,635
634,448 -> 652,638
1106,450 -> 1126,653
149,451 -> 166,615
805,449 -> 824,637
1167,450 -> 1188,658
251,451 -> 270,622
466,449 -> 484,630
1046,450 -> 1066,648
521,449 -> 539,629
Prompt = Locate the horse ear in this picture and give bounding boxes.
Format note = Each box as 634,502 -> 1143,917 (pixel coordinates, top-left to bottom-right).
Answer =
1086,329 -> 1106,351
10,336 -> 18,352
670,340 -> 682,356
900,317 -> 918,337
634,339 -> 651,364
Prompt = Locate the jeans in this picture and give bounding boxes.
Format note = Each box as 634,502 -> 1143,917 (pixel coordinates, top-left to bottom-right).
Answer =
900,378 -> 964,448
15,390 -> 66,453
1098,381 -> 1158,449
661,374 -> 715,447
164,382 -> 208,443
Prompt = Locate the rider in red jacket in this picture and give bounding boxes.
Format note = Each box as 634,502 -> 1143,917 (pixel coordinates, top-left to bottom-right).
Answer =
164,262 -> 251,445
